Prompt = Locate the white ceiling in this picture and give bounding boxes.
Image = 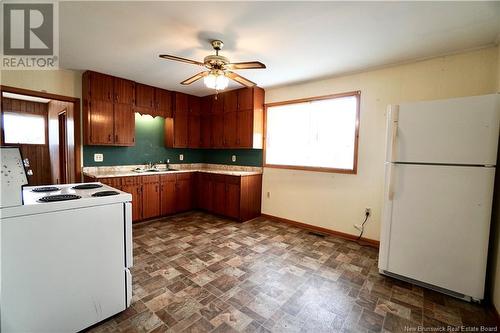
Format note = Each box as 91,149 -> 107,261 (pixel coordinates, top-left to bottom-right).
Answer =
60,1 -> 500,96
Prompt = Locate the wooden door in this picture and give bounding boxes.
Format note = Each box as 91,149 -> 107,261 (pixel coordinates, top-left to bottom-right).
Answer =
225,176 -> 241,219
212,175 -> 226,215
135,84 -> 155,110
160,174 -> 176,216
121,183 -> 142,222
237,109 -> 253,148
174,93 -> 189,148
175,173 -> 192,212
200,114 -> 212,148
198,173 -> 213,211
142,176 -> 160,219
89,72 -> 113,102
188,114 -> 200,148
223,111 -> 237,147
223,90 -> 238,113
113,103 -> 135,145
238,87 -> 254,110
211,114 -> 224,148
113,78 -> 135,105
89,100 -> 114,144
155,88 -> 172,118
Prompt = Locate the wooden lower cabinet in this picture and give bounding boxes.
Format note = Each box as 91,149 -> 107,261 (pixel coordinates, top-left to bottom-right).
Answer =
175,173 -> 192,212
142,175 -> 160,219
160,174 -> 176,216
86,171 -> 261,222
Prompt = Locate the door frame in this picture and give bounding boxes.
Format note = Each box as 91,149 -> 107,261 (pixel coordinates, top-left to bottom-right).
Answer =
0,85 -> 82,181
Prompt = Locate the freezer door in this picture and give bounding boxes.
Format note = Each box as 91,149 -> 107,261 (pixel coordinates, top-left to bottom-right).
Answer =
380,163 -> 494,299
387,94 -> 500,165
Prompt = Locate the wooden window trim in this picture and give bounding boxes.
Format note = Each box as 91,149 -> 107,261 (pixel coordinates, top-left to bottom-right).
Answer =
263,90 -> 360,174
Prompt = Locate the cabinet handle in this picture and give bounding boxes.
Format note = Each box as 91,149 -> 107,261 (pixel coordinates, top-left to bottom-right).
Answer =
108,134 -> 112,142
132,137 -> 135,143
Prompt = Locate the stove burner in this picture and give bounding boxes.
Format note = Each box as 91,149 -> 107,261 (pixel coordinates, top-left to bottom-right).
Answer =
72,183 -> 103,190
39,194 -> 81,202
32,186 -> 60,193
92,190 -> 120,197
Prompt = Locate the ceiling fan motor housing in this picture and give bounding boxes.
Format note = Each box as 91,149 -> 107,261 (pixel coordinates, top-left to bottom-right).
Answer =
204,55 -> 229,69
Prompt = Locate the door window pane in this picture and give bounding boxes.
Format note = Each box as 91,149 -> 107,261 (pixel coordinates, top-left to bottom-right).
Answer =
3,112 -> 46,144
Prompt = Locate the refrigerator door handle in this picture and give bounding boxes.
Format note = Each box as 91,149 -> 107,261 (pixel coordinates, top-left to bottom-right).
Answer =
388,163 -> 396,201
386,105 -> 399,162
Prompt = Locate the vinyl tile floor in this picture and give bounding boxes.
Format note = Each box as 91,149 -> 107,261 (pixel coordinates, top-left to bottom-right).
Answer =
86,212 -> 498,333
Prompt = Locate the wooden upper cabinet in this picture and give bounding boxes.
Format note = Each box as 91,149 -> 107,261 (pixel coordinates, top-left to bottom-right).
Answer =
155,88 -> 172,118
189,96 -> 201,115
223,111 -> 237,147
135,83 -> 155,110
170,92 -> 189,148
238,88 -> 254,110
237,109 -> 253,148
223,90 -> 238,113
114,78 -> 135,105
212,95 -> 224,114
89,71 -> 113,102
114,103 -> 135,145
89,99 -> 114,144
211,114 -> 224,148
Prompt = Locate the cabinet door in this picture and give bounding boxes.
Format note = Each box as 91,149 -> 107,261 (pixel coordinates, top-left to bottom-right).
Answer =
212,176 -> 226,215
225,177 -> 241,219
188,114 -> 201,148
155,88 -> 172,118
89,100 -> 114,144
114,103 -> 135,145
121,184 -> 142,222
142,181 -> 160,219
136,84 -> 155,109
224,90 -> 238,113
176,174 -> 192,212
237,109 -> 253,148
198,173 -> 213,211
212,95 -> 224,114
200,114 -> 212,148
211,114 -> 224,148
160,179 -> 176,215
114,78 -> 135,105
99,177 -> 122,189
174,93 -> 189,147
238,88 -> 254,110
189,96 -> 201,115
223,112 -> 237,147
89,72 -> 113,102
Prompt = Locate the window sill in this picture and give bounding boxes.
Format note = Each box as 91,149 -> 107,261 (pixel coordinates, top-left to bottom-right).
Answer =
263,164 -> 357,174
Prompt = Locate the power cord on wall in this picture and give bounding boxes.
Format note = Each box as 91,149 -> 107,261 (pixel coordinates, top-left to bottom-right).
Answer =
356,210 -> 370,243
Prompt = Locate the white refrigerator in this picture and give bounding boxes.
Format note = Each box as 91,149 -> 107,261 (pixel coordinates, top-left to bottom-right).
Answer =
378,93 -> 500,301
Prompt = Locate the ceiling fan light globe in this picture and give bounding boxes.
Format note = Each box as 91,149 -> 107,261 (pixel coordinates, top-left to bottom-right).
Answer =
204,72 -> 229,90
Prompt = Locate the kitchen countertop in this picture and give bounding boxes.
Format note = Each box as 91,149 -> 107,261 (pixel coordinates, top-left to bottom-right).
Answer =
83,163 -> 263,179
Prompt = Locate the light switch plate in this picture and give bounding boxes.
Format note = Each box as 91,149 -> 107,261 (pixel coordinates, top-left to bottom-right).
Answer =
231,155 -> 236,162
179,154 -> 184,161
94,153 -> 103,162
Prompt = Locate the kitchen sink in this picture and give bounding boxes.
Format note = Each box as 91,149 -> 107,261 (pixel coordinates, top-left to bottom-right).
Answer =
133,168 -> 178,173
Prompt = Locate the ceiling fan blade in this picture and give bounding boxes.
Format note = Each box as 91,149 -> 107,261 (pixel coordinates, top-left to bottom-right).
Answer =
180,71 -> 209,85
159,54 -> 205,66
226,71 -> 256,87
225,61 -> 266,70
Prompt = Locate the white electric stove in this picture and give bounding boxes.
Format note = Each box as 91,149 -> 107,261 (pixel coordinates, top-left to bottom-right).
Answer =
1,151 -> 133,333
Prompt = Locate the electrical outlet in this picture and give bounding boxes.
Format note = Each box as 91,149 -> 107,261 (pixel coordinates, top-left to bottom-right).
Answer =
365,208 -> 371,216
94,153 -> 103,162
179,154 -> 184,161
231,155 -> 237,162
267,191 -> 271,198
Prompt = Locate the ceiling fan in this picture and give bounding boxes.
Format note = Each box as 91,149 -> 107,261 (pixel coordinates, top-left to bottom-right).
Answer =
159,40 -> 266,91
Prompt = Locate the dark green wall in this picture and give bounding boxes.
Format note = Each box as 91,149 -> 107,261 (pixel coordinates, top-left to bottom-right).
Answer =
83,113 -> 263,167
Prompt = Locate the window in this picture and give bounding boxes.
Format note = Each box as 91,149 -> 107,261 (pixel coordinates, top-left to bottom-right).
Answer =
3,112 -> 46,144
265,91 -> 360,173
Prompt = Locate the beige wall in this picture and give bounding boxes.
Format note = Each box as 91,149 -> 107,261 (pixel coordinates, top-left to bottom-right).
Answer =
262,46 -> 499,241
0,70 -> 83,99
